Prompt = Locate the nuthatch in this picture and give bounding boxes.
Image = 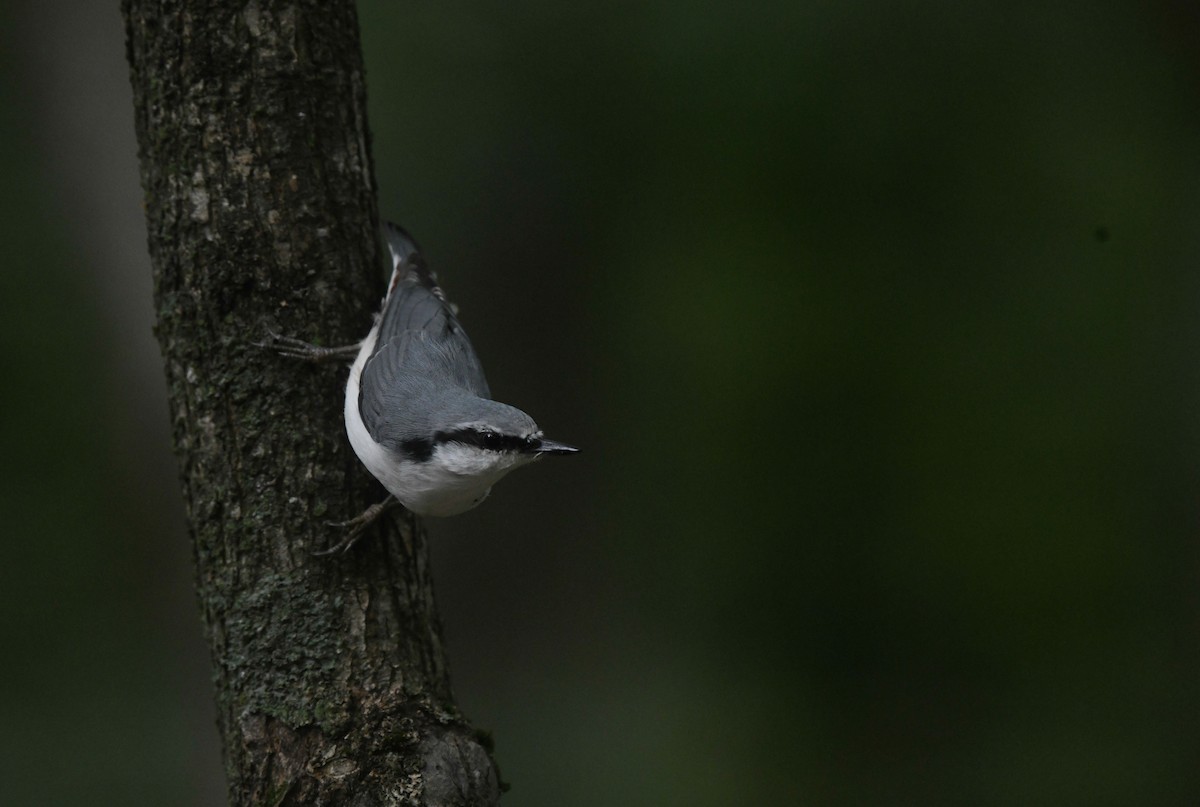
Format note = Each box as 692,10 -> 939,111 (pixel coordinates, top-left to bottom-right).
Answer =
268,222 -> 577,552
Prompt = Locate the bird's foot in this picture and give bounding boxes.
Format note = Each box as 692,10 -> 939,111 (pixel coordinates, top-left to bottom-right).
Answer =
258,330 -> 360,363
313,496 -> 400,555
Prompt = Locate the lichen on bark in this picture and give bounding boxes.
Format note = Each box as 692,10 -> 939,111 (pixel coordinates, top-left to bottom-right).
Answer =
122,1 -> 500,803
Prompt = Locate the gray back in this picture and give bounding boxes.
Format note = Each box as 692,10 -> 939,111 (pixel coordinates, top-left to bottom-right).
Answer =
359,223 -> 493,446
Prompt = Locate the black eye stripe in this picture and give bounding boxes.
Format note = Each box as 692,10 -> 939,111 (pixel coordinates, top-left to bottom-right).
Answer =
400,437 -> 434,462
434,428 -> 537,453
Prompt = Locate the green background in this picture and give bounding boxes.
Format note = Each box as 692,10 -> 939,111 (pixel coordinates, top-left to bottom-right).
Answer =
2,1 -> 1198,804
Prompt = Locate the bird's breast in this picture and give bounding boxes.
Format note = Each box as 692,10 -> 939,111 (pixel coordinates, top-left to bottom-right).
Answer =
391,463 -> 494,517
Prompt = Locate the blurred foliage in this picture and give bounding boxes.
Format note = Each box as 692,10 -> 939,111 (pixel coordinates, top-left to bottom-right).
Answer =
3,0 -> 1199,804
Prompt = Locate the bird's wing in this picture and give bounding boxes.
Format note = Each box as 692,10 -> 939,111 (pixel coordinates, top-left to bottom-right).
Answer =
359,331 -> 491,447
357,222 -> 491,443
358,331 -> 415,445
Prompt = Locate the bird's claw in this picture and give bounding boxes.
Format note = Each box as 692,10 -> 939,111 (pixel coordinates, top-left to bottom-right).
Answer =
258,329 -> 359,363
312,496 -> 399,555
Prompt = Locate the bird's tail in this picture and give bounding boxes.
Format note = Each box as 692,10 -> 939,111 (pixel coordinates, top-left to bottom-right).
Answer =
382,221 -> 448,304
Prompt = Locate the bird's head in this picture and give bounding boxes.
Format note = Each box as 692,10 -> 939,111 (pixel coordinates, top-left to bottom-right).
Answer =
403,398 -> 578,481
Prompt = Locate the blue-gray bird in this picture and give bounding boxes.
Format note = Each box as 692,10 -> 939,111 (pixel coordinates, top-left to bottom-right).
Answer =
269,222 -> 578,551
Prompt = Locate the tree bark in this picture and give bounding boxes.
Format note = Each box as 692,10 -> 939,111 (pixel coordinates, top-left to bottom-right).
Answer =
122,2 -> 500,804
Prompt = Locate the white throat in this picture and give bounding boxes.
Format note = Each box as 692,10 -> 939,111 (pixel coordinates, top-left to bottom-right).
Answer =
408,444 -> 536,517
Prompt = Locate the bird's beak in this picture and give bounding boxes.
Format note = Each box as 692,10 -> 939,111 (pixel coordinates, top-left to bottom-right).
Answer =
534,438 -> 580,455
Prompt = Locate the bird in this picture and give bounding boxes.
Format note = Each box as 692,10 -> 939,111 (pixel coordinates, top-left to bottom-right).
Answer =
267,221 -> 578,552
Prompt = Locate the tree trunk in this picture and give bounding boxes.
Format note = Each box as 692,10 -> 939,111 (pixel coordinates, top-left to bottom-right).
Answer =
122,2 -> 501,804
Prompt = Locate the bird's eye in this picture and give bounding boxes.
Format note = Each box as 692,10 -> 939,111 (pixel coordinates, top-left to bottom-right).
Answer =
479,430 -> 503,450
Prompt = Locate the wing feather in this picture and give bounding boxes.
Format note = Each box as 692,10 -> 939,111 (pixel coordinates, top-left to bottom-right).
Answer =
357,222 -> 491,447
